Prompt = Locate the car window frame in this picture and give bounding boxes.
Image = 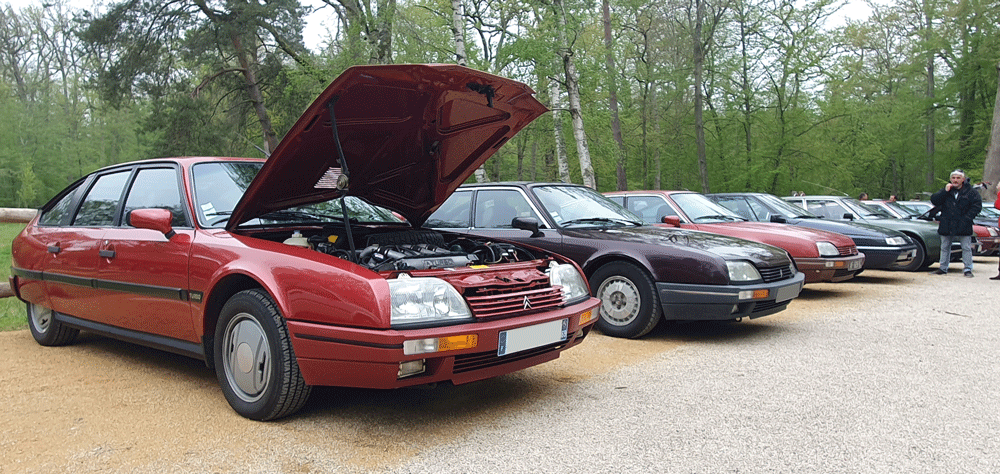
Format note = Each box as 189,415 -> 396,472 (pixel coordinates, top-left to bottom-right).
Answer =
120,164 -> 193,229
71,168 -> 135,228
471,187 -> 546,229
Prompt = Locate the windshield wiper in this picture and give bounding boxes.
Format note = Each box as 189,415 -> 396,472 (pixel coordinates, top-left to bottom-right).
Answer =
561,217 -> 640,227
693,214 -> 740,222
260,209 -> 344,222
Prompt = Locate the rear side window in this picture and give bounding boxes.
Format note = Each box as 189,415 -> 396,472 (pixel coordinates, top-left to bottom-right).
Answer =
72,171 -> 131,226
123,168 -> 187,227
38,183 -> 84,226
474,190 -> 539,228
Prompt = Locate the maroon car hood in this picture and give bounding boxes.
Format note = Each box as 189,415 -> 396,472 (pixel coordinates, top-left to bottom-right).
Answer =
228,64 -> 548,229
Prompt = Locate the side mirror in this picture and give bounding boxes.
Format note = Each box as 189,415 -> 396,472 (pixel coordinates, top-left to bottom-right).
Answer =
130,208 -> 176,239
769,215 -> 787,223
661,215 -> 682,227
512,216 -> 543,237
842,213 -> 854,221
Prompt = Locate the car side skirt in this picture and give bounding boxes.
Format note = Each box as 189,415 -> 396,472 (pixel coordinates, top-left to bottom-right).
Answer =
55,312 -> 206,361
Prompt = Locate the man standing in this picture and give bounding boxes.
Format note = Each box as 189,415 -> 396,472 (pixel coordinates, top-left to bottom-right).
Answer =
930,169 -> 982,277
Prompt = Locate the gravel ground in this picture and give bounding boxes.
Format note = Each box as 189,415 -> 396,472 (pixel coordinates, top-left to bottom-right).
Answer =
2,261 -> 999,473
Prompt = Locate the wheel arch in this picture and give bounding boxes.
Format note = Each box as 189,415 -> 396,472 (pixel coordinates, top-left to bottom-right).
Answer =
201,273 -> 268,370
581,253 -> 653,282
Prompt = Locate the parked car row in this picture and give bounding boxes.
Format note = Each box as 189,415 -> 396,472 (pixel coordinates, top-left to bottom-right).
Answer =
8,65 -> 992,422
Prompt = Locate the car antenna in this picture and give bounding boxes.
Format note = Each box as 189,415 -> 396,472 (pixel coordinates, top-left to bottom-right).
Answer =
328,96 -> 358,263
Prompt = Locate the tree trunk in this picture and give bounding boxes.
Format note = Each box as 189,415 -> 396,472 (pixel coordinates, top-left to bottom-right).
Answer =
450,0 -> 488,183
983,62 -> 1000,199
550,80 -> 571,183
692,0 -> 709,194
231,33 -> 278,154
602,0 -> 627,190
924,1 -> 936,188
554,0 -> 595,189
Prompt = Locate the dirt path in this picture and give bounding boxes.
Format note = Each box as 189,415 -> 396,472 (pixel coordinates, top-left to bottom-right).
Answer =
0,268 -> 937,472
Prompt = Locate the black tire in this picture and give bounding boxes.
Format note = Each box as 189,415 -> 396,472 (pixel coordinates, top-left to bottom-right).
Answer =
26,303 -> 78,346
214,289 -> 311,421
589,261 -> 662,339
896,239 -> 927,271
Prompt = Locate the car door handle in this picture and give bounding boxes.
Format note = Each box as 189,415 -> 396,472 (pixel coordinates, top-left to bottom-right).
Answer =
99,249 -> 116,259
47,245 -> 61,254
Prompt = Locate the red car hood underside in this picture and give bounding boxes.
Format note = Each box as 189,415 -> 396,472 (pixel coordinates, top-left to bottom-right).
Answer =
228,64 -> 548,229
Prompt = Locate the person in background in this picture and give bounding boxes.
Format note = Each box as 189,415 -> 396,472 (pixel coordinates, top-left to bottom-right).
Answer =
888,195 -> 897,202
930,169 -> 982,277
858,192 -> 869,200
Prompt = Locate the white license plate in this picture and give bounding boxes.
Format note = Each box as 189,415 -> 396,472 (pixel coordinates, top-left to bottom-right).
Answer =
774,283 -> 800,303
498,319 -> 568,357
849,259 -> 863,271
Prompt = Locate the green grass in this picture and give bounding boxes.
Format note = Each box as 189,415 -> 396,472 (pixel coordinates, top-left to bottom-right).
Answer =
2,222 -> 28,331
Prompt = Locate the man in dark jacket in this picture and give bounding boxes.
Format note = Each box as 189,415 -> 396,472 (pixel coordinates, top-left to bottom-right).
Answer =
930,169 -> 982,277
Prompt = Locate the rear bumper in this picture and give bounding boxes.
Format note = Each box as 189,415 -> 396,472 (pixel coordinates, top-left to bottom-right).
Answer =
286,297 -> 600,389
795,255 -> 865,283
656,272 -> 805,321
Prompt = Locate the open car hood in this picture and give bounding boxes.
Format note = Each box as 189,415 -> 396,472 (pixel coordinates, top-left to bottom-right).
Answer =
227,64 -> 548,229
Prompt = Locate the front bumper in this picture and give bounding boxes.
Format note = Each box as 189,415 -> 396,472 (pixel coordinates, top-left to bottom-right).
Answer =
656,272 -> 805,321
795,254 -> 865,283
285,297 -> 600,389
856,244 -> 918,269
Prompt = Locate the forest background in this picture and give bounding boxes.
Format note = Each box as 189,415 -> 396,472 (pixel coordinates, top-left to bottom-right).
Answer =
2,0 -> 999,209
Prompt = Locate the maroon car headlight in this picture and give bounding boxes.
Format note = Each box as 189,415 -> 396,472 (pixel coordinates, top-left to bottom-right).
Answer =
545,261 -> 589,304
388,274 -> 473,326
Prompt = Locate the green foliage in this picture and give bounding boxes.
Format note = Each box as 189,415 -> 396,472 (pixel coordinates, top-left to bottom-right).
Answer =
1,222 -> 27,331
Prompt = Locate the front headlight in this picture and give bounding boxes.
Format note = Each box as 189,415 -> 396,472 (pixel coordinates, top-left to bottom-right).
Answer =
726,261 -> 762,282
546,261 -> 589,304
388,275 -> 473,326
816,241 -> 839,257
885,236 -> 908,246
989,227 -> 998,237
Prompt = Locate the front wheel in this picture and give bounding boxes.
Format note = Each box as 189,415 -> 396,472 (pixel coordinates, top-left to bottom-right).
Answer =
27,303 -> 78,346
895,239 -> 927,272
214,289 -> 311,421
589,261 -> 662,339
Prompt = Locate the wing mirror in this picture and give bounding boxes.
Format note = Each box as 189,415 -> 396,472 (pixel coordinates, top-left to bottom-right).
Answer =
769,215 -> 787,223
842,213 -> 855,221
660,215 -> 682,227
512,216 -> 544,237
129,208 -> 176,239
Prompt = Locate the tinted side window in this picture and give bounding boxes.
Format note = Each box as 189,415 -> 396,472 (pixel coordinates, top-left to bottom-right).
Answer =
72,171 -> 130,226
625,196 -> 671,224
474,190 -> 538,228
426,191 -> 472,228
806,200 -> 843,219
124,168 -> 187,227
38,183 -> 84,226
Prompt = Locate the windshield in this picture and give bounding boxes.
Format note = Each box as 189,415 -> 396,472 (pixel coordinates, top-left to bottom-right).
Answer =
192,161 -> 404,228
757,194 -> 819,218
671,193 -> 745,223
842,198 -> 888,218
883,201 -> 921,217
532,185 -> 643,227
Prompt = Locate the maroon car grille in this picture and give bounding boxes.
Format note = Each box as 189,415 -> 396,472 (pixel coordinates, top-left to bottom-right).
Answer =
758,265 -> 794,283
838,245 -> 859,256
454,341 -> 566,373
464,284 -> 564,319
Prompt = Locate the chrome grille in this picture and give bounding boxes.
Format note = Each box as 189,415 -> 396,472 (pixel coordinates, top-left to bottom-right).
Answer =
758,265 -> 794,283
838,245 -> 859,256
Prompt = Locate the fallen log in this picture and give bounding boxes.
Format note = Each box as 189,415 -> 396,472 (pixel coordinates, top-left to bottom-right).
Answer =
0,208 -> 37,223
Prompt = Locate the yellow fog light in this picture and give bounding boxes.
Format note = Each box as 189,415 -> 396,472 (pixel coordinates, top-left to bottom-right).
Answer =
403,335 -> 478,355
579,310 -> 596,326
398,360 -> 426,378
